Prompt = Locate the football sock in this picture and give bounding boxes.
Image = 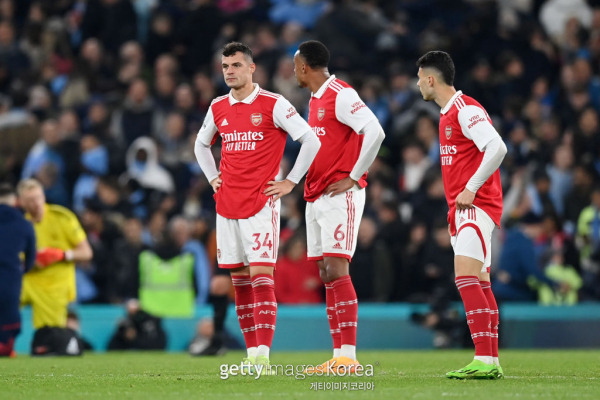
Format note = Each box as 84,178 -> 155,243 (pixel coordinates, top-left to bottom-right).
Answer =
332,275 -> 358,360
474,355 -> 494,365
252,274 -> 277,354
325,282 -> 341,358
0,338 -> 14,356
256,344 -> 270,358
481,280 -> 500,361
232,275 -> 256,352
212,294 -> 228,342
455,276 -> 492,359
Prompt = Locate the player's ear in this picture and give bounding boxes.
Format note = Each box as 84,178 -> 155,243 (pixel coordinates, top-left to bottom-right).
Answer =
250,63 -> 256,73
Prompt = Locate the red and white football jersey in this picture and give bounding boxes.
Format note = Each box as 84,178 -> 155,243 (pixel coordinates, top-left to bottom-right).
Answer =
304,75 -> 377,202
439,91 -> 503,235
197,84 -> 310,219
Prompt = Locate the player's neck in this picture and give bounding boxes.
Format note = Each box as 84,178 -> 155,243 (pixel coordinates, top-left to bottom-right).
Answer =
436,86 -> 457,109
309,72 -> 330,94
231,82 -> 255,102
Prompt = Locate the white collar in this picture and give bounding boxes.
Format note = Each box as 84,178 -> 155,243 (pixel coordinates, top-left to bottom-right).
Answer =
312,75 -> 336,99
440,90 -> 463,115
229,83 -> 260,105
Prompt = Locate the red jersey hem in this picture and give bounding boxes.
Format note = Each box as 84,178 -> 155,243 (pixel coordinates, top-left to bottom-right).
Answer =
307,256 -> 323,261
216,196 -> 270,220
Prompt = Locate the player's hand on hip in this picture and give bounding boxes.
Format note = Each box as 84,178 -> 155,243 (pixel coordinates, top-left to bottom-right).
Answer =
455,188 -> 476,210
264,179 -> 295,201
210,172 -> 222,193
324,177 -> 356,197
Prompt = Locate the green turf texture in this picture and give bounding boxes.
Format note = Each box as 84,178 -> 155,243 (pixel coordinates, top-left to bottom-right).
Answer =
1,350 -> 599,399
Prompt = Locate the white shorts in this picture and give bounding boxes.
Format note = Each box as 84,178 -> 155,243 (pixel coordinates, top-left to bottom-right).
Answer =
450,206 -> 495,273
306,188 -> 365,262
216,198 -> 280,268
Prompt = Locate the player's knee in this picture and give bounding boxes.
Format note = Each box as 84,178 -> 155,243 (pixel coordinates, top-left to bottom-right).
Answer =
211,276 -> 231,295
249,265 -> 274,277
454,255 -> 484,277
324,257 -> 349,281
319,268 -> 329,283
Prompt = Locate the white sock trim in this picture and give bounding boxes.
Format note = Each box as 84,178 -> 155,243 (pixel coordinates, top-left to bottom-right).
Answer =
247,347 -> 257,358
474,355 -> 494,365
340,344 -> 356,361
256,344 -> 270,359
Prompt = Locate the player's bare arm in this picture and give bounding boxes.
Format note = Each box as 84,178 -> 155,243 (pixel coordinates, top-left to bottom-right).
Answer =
324,177 -> 357,197
264,179 -> 295,201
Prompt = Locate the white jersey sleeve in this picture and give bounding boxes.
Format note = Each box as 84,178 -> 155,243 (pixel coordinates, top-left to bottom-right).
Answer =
335,87 -> 377,134
465,136 -> 507,193
457,105 -> 500,151
196,106 -> 218,146
272,96 -> 312,140
349,119 -> 385,181
271,96 -> 320,184
194,106 -> 220,182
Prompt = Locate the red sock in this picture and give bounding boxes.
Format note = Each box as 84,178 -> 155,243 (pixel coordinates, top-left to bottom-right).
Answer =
332,275 -> 357,347
325,282 -> 341,349
232,275 -> 256,349
480,280 -> 499,358
251,274 -> 277,348
455,276 -> 492,357
0,338 -> 15,357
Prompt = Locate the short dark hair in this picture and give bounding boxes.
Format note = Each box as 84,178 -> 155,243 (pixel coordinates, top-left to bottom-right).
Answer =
222,42 -> 253,61
416,51 -> 455,86
0,182 -> 15,198
298,40 -> 330,69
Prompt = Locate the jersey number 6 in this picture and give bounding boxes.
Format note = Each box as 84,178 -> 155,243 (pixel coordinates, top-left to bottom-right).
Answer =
334,224 -> 346,241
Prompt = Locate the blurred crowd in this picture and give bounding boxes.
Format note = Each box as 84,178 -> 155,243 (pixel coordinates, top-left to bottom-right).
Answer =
2,0 -> 600,310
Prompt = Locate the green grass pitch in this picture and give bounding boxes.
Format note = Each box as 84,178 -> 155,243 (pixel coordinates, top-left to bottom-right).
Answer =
1,350 -> 599,399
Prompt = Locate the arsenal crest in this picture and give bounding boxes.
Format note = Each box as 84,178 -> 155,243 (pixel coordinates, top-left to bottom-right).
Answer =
445,125 -> 452,139
251,113 -> 262,126
318,108 -> 325,121
217,249 -> 221,260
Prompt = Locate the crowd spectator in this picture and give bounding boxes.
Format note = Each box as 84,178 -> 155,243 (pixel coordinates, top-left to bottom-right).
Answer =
0,0 -> 599,304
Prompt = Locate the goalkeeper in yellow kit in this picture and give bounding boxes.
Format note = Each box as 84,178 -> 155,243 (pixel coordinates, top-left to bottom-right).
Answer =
17,179 -> 92,330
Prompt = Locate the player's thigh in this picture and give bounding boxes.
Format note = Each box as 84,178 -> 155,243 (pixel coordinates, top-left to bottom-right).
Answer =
305,201 -> 323,261
30,285 -> 69,328
216,213 -> 246,269
20,276 -> 33,306
239,198 -> 280,267
316,189 -> 365,260
452,207 -> 494,275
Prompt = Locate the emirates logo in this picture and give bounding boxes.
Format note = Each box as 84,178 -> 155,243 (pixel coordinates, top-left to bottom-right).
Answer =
318,108 -> 325,121
251,113 -> 262,126
445,125 -> 452,139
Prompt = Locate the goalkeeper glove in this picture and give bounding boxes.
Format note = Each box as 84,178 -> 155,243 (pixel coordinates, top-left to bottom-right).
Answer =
36,248 -> 65,267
